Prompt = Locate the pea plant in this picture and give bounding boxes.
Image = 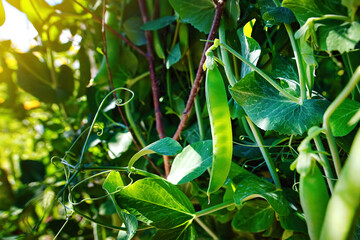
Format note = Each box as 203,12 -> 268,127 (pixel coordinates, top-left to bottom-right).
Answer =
0,0 -> 359,239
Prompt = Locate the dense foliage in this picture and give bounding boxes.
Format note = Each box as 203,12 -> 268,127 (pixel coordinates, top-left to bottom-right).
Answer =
0,0 -> 359,239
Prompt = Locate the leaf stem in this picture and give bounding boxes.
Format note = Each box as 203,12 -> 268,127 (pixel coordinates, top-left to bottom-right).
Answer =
195,200 -> 235,218
245,116 -> 282,189
81,166 -> 164,179
194,218 -> 219,240
323,66 -> 360,177
220,43 -> 300,103
284,24 -> 307,104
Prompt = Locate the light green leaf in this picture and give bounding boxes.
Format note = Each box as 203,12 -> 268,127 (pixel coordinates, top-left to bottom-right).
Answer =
123,17 -> 146,46
282,0 -> 328,25
108,132 -> 133,159
232,170 -> 291,216
342,0 -> 360,17
329,99 -> 360,137
166,43 -> 181,69
168,0 -> 215,33
167,140 -> 213,185
141,15 -> 177,31
232,199 -> 275,233
115,178 -> 195,229
103,171 -> 138,240
229,72 -> 329,135
128,137 -> 183,170
0,0 -> 5,26
153,223 -> 197,240
237,28 -> 261,78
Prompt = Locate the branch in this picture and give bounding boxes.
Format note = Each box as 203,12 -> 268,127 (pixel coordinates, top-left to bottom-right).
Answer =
72,0 -> 147,57
172,0 -> 227,141
138,0 -> 170,176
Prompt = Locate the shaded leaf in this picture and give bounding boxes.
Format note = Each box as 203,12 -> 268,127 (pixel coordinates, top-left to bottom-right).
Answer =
329,99 -> 360,137
229,72 -> 329,135
20,160 -> 45,184
167,140 -> 213,185
168,0 -> 215,34
115,178 -> 195,229
232,199 -> 275,233
153,223 -> 197,240
123,17 -> 146,46
128,137 -> 183,170
141,15 -> 177,31
57,64 -> 74,101
238,28 -> 261,78
224,0 -> 240,30
166,43 -> 181,69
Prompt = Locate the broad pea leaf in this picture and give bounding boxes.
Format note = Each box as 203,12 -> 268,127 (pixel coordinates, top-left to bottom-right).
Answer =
232,199 -> 275,233
232,170 -> 291,216
317,21 -> 360,53
128,137 -> 183,170
115,178 -> 195,229
238,28 -> 261,79
258,0 -> 296,26
279,211 -> 308,233
108,132 -> 133,159
123,17 -> 146,46
141,16 -> 177,31
153,223 -> 197,240
103,171 -> 138,240
272,55 -> 299,82
15,53 -> 60,103
329,99 -> 360,137
168,0 -> 214,34
167,140 -> 213,185
228,98 -> 245,119
229,72 -> 329,135
166,43 -> 181,69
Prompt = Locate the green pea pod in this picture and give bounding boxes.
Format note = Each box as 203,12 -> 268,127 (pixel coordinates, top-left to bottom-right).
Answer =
0,0 -> 5,27
93,11 -> 120,85
206,64 -> 233,195
299,159 -> 329,240
320,129 -> 360,240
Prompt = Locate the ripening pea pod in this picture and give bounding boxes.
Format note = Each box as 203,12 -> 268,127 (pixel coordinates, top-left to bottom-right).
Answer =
205,58 -> 233,196
320,129 -> 360,240
93,10 -> 120,85
292,143 -> 330,240
0,0 -> 5,26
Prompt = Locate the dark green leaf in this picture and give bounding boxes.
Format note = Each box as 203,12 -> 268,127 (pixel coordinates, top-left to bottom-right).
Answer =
168,0 -> 215,33
232,199 -> 275,233
20,160 -> 46,184
77,46 -> 91,97
123,17 -> 146,46
167,140 -> 213,185
141,16 -> 177,30
224,0 -> 240,30
238,28 -> 261,78
229,72 -> 329,135
115,178 -> 195,229
282,0 -> 327,25
228,98 -> 245,119
329,99 -> 360,137
272,55 -> 299,82
57,64 -> 74,101
128,137 -> 183,169
166,43 -> 181,69
280,211 -> 308,233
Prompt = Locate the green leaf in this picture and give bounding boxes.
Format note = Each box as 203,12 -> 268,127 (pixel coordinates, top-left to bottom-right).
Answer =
77,46 -> 91,97
229,72 -> 329,135
123,17 -> 146,46
141,15 -> 177,31
272,55 -> 299,82
103,171 -> 138,240
228,98 -> 245,120
342,0 -> 360,17
153,223 -> 197,240
57,64 -> 74,101
168,0 -> 215,34
167,140 -> 213,185
232,170 -> 291,216
232,199 -> 275,233
20,160 -> 45,184
15,53 -> 59,103
279,211 -> 308,233
115,178 -> 195,229
329,99 -> 360,137
258,0 -> 296,26
166,43 -> 181,69
108,132 -> 133,159
282,0 -> 328,25
237,28 -> 261,78
318,21 -> 360,53
128,137 -> 183,170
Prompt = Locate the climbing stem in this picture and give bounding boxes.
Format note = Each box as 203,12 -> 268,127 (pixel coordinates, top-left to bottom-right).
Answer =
323,66 -> 360,177
195,200 -> 235,217
220,43 -> 300,103
246,116 -> 282,189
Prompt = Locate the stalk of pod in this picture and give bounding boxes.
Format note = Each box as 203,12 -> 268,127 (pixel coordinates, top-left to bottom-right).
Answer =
204,48 -> 233,196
